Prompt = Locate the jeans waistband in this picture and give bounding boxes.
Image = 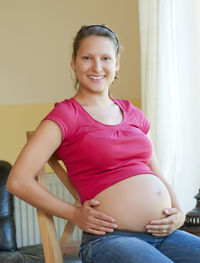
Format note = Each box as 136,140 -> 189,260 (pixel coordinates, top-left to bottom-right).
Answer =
81,229 -> 154,244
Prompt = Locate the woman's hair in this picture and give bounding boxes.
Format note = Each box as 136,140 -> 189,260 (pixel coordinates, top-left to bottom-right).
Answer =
72,24 -> 120,90
73,24 -> 120,59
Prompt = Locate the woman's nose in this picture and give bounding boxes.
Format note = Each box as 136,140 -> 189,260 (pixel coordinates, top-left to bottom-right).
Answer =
92,59 -> 102,72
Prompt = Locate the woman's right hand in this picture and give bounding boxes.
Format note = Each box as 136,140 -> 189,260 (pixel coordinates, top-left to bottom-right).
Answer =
72,199 -> 117,235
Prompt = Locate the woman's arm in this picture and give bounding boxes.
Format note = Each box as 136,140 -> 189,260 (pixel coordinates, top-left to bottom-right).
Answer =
145,132 -> 185,236
6,120 -> 117,235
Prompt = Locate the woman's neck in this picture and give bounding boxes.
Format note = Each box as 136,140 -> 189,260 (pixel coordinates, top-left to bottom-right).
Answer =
73,89 -> 113,106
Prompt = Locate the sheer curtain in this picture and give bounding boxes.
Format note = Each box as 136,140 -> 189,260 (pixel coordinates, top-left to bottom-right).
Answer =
138,0 -> 158,146
138,0 -> 200,212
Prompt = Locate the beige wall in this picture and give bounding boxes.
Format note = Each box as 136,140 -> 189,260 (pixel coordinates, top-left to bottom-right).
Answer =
0,0 -> 141,164
0,0 -> 141,104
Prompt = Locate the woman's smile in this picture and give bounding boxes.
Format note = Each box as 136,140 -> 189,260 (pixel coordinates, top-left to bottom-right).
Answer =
87,74 -> 105,81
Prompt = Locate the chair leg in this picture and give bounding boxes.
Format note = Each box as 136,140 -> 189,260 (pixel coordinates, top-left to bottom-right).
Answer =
60,200 -> 81,255
36,168 -> 64,263
37,209 -> 64,263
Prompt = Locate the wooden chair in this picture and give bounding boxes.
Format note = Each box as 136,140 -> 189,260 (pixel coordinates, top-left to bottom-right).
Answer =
26,131 -> 81,263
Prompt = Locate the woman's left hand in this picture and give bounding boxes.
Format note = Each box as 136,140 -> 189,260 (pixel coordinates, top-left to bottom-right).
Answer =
146,208 -> 185,236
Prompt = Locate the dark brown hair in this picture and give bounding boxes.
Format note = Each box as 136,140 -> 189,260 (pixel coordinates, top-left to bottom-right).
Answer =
73,24 -> 119,59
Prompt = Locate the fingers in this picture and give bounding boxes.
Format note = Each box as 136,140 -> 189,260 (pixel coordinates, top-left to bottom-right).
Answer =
146,224 -> 173,236
73,199 -> 117,235
146,217 -> 175,236
148,216 -> 175,226
146,208 -> 185,236
84,208 -> 117,234
147,228 -> 174,237
163,208 -> 178,216
91,208 -> 116,223
86,228 -> 112,235
92,217 -> 117,229
146,216 -> 175,235
86,219 -> 118,235
82,217 -> 117,235
85,199 -> 116,223
86,199 -> 100,207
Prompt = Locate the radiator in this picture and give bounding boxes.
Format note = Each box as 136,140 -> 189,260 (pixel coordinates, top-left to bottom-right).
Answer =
14,173 -> 82,247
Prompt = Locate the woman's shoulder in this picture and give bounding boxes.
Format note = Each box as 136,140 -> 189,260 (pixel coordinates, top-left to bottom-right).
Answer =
46,97 -> 82,119
53,97 -> 76,111
43,98 -> 80,126
43,98 -> 80,140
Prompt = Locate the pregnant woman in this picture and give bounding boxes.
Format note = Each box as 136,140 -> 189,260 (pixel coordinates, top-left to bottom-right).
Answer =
7,25 -> 200,263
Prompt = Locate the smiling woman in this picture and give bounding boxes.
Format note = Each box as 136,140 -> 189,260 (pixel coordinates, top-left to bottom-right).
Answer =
6,24 -> 200,263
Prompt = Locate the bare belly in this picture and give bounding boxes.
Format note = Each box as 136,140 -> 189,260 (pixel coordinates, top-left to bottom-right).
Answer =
94,174 -> 172,232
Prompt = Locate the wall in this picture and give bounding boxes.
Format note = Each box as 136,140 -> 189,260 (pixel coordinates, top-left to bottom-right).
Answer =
0,0 -> 141,165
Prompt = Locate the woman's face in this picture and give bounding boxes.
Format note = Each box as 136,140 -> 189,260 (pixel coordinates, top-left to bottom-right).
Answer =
71,35 -> 120,95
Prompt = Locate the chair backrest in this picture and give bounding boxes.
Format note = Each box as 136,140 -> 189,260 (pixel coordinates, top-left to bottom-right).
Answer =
26,131 -> 81,263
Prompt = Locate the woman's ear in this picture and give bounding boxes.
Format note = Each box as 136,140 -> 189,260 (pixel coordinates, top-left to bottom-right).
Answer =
71,54 -> 76,70
116,54 -> 120,72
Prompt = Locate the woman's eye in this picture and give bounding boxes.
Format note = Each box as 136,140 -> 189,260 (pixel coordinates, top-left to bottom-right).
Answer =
82,56 -> 91,61
103,57 -> 111,61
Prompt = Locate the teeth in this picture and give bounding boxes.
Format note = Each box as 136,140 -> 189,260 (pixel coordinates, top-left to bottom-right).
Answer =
88,75 -> 104,80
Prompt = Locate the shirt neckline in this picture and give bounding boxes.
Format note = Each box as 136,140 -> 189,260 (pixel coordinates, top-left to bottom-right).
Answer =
70,97 -> 126,127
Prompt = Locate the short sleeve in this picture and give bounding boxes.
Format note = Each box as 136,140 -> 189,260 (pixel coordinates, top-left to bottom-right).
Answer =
42,100 -> 76,141
134,107 -> 150,134
116,99 -> 150,134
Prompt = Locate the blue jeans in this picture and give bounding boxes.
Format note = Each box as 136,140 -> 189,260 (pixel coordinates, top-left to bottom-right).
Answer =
79,229 -> 200,263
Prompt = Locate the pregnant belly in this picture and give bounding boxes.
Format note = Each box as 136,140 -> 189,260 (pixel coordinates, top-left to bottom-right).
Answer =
93,174 -> 172,232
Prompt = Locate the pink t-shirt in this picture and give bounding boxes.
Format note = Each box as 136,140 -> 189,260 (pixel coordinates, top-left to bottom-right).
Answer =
43,97 -> 157,204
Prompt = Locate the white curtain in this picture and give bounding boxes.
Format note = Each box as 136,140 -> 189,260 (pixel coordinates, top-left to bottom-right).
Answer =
138,0 -> 200,213
138,0 -> 158,146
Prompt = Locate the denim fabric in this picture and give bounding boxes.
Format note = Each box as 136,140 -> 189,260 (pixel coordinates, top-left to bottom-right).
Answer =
79,229 -> 200,263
